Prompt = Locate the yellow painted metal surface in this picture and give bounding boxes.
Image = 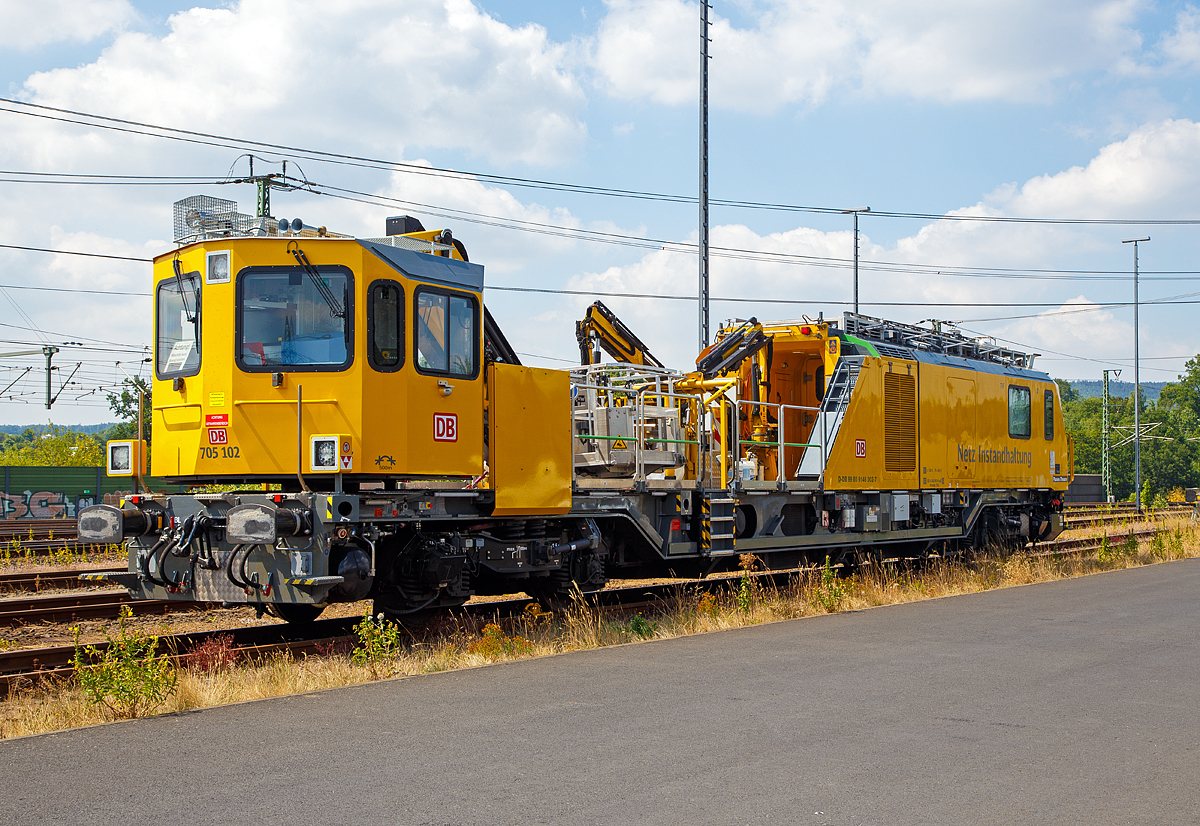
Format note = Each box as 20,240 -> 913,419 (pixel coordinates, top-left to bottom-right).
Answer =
149,237 -> 482,480
488,363 -> 572,516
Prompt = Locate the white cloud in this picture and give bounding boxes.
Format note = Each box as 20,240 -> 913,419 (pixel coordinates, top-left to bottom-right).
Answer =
986,118 -> 1200,217
1158,4 -> 1200,68
591,0 -> 1147,110
19,0 -> 587,166
1003,297 -> 1131,359
0,0 -> 135,50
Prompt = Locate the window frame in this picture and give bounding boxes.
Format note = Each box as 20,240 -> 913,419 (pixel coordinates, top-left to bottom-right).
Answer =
413,286 -> 480,380
1008,384 -> 1032,440
367,279 -> 405,373
155,271 -> 202,381
234,264 -> 355,374
1044,389 -> 1054,440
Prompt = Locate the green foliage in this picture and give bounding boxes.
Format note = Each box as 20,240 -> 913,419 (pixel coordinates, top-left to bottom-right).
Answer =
352,611 -> 402,677
106,376 -> 152,444
628,613 -> 658,639
0,424 -> 103,466
1059,374 -> 1200,503
72,606 -> 176,719
1097,532 -> 1139,564
815,555 -> 847,613
736,576 -> 751,610
1150,529 -> 1167,560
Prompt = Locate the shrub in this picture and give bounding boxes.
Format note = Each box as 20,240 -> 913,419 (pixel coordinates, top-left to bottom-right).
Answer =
352,611 -> 402,678
72,606 -> 176,719
186,634 -> 238,673
815,555 -> 847,613
466,623 -> 533,661
628,613 -> 657,639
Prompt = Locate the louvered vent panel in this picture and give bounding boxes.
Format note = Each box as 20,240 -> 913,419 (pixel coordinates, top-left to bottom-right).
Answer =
884,372 -> 917,473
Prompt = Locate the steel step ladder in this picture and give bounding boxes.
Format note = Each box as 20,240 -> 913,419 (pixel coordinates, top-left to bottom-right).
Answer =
795,356 -> 864,478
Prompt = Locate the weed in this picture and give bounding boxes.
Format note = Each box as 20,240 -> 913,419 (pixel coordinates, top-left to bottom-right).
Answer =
71,606 -> 177,720
628,613 -> 658,639
1150,529 -> 1167,560
1170,527 -> 1186,559
815,555 -> 847,613
466,623 -> 533,661
736,553 -> 762,613
352,611 -> 402,679
696,591 -> 719,618
313,638 -> 354,658
185,634 -> 239,674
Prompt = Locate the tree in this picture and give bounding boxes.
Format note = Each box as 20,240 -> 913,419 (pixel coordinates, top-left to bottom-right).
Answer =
0,425 -> 103,466
106,376 -> 152,443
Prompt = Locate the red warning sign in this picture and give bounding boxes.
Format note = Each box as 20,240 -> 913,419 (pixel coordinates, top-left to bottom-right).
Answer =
205,414 -> 229,427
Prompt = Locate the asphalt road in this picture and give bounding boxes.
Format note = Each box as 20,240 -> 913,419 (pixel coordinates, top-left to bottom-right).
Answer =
4,560 -> 1200,826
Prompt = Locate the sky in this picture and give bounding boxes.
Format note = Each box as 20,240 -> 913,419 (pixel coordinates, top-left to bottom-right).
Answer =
2,0 -> 1200,425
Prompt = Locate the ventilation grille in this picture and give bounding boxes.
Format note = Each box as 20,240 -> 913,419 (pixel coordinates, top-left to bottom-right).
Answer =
884,372 -> 917,473
874,343 -> 914,360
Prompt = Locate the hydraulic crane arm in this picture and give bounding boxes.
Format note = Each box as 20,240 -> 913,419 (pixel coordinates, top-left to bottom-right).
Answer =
695,318 -> 769,379
576,301 -> 664,368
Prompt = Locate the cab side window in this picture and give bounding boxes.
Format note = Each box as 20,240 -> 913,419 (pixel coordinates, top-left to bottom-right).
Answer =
1044,390 -> 1054,440
1009,385 -> 1031,439
368,280 -> 404,371
415,288 -> 478,378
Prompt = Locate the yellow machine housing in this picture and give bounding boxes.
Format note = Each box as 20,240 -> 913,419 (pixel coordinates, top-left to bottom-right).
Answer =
151,235 -> 491,483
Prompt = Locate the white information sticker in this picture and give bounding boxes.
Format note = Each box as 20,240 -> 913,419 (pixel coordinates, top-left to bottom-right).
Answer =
164,339 -> 194,372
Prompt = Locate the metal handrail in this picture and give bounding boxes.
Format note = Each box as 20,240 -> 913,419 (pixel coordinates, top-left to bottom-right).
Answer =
732,398 -> 823,489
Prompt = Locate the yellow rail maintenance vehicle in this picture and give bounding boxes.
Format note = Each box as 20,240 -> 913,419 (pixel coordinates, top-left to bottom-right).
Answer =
78,196 -> 1072,622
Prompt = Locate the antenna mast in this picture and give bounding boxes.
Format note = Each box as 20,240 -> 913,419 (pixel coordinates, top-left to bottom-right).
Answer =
698,0 -> 711,352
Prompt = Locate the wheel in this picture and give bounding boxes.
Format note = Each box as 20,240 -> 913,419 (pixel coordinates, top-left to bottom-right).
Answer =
269,602 -> 326,623
525,562 -> 606,610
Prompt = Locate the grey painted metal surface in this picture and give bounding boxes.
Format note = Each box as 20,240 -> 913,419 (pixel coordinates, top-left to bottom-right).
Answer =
4,560 -> 1199,825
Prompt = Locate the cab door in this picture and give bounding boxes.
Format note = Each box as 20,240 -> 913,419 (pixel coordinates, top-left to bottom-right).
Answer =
406,284 -> 484,476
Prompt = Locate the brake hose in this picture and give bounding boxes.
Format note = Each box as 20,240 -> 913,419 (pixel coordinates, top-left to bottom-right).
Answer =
139,537 -> 168,586
225,544 -> 248,589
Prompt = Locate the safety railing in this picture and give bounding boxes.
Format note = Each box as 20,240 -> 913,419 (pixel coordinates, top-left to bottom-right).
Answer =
731,398 -> 824,489
572,379 -> 697,482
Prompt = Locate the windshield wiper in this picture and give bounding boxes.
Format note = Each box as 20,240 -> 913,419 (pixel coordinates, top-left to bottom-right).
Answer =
290,248 -> 344,318
172,259 -> 198,323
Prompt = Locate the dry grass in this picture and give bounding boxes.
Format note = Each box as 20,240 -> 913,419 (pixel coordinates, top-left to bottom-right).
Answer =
3,515 -> 1199,740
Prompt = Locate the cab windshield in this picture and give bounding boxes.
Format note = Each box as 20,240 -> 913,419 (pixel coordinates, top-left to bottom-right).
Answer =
156,270 -> 201,378
238,266 -> 352,370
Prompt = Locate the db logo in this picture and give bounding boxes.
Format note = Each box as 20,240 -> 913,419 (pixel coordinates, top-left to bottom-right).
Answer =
855,439 -> 866,458
208,428 -> 228,445
434,413 -> 458,442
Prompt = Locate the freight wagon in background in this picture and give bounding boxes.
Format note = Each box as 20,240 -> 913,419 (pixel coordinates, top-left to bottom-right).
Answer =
78,196 -> 1073,622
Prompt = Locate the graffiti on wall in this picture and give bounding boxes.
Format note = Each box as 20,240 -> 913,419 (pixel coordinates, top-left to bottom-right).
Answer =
0,490 -> 92,519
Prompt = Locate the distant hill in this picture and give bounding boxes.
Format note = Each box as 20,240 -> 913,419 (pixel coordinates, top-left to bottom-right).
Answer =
0,423 -> 119,435
1067,381 -> 1167,401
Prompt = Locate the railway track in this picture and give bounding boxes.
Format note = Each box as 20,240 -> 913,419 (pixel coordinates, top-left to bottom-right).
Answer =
0,525 -> 1163,697
0,567 -> 125,594
0,590 -> 216,626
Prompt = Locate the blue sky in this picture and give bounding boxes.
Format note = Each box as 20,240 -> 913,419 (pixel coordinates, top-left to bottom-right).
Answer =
2,0 -> 1200,424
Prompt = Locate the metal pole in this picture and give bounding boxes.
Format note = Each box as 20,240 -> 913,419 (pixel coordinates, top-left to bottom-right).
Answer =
42,345 -> 58,409
841,208 -> 869,316
1123,236 -> 1149,512
698,0 -> 710,352
1102,369 -> 1111,502
854,211 -> 859,314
